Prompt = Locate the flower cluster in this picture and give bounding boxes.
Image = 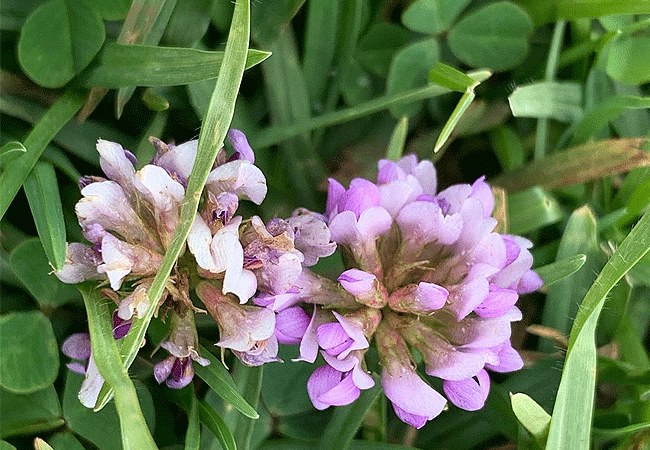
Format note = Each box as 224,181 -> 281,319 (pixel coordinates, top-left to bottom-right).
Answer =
58,131 -> 541,429
58,130 -> 336,405
254,155 -> 543,428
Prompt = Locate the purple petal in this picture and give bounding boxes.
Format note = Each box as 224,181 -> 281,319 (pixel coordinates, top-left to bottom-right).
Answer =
396,201 -> 462,246
338,269 -> 376,296
227,129 -> 255,163
317,322 -> 353,356
66,362 -> 87,374
275,307 -> 310,344
307,365 -> 345,410
326,178 -> 346,217
392,404 -> 428,429
316,371 -> 360,407
443,369 -> 490,411
381,367 -> 447,422
515,269 -> 544,294
470,176 -> 494,217
62,333 -> 92,360
154,356 -> 175,384
474,285 -> 519,318
485,342 -> 524,373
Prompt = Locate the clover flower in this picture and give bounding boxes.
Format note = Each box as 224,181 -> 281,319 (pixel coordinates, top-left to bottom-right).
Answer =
283,154 -> 542,428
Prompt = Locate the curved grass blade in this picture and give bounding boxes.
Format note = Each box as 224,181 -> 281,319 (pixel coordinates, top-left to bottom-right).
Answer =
23,162 -> 66,270
434,89 -> 475,153
0,89 -> 85,220
194,346 -> 259,419
317,376 -> 381,450
199,400 -> 236,450
229,364 -> 262,450
545,209 -> 650,450
92,0 -> 251,411
78,283 -> 157,450
535,254 -> 586,288
79,44 -> 269,88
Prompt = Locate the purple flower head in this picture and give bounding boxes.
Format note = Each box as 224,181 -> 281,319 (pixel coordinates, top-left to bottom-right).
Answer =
227,129 -> 255,163
293,154 -> 541,426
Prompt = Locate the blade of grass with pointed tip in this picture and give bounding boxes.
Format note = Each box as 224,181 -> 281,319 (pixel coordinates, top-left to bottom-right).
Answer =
385,117 -> 408,161
545,209 -> 650,450
428,62 -> 479,92
194,346 -> 259,419
0,141 -> 26,168
511,393 -> 551,447
78,44 -> 269,88
535,254 -> 586,288
492,138 -> 650,193
91,0 -> 251,411
0,90 -> 85,220
434,89 -> 475,153
23,162 -> 66,270
199,400 -> 236,450
317,376 -> 381,450
78,283 -> 157,450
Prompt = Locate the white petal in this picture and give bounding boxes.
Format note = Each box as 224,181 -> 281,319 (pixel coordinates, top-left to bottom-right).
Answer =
206,160 -> 267,204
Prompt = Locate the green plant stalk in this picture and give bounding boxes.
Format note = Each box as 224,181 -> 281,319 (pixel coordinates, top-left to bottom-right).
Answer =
250,84 -> 455,149
79,283 -> 157,450
0,89 -> 85,220
92,0 -> 250,410
534,19 -> 566,160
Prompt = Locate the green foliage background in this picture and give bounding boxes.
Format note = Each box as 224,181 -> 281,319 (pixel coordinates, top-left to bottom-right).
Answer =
1,0 -> 650,449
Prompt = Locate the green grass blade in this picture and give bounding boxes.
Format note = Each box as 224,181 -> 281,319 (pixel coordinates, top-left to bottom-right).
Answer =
317,377 -> 381,450
194,346 -> 259,419
385,116 -> 408,161
302,0 -> 339,107
78,283 -> 157,450
535,254 -> 586,288
22,162 -> 66,270
556,0 -> 650,20
545,209 -> 650,449
0,90 -> 85,220
508,81 -> 582,122
184,393 -> 200,450
91,0 -> 251,411
428,62 -> 480,92
570,95 -> 650,145
78,43 -> 270,88
434,89 -> 475,153
199,400 -> 237,450
230,364 -> 263,450
511,393 -> 551,447
0,141 -> 26,168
